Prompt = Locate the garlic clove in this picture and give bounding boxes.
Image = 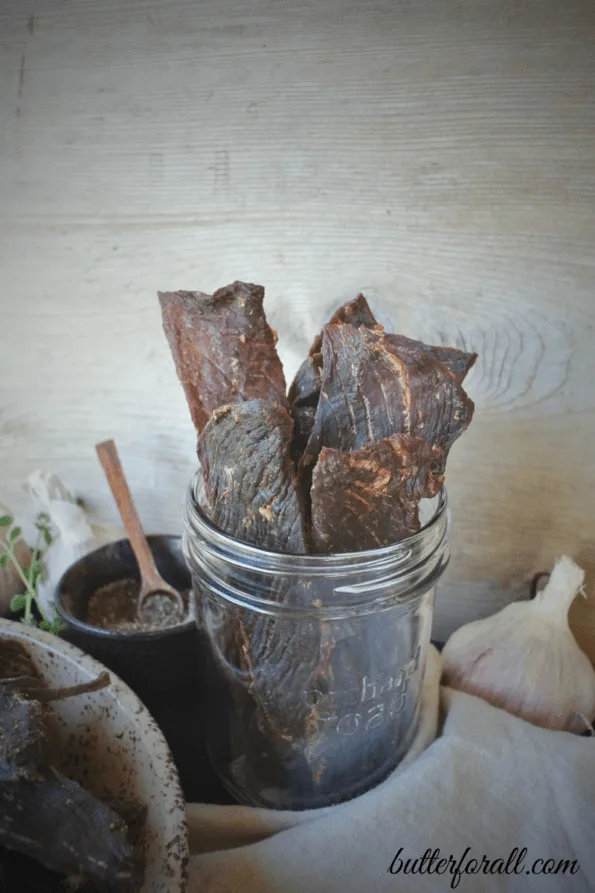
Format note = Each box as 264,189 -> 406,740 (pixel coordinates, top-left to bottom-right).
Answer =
442,556 -> 595,733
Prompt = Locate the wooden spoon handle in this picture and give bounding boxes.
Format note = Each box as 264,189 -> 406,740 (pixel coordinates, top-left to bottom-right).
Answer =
95,440 -> 160,586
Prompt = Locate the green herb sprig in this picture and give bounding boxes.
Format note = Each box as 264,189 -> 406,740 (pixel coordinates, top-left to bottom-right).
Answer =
0,512 -> 66,635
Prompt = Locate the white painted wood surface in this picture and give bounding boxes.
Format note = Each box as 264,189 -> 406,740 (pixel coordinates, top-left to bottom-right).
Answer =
1,0 -> 594,647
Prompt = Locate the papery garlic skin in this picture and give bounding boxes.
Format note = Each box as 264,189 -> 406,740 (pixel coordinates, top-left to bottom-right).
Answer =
442,556 -> 595,733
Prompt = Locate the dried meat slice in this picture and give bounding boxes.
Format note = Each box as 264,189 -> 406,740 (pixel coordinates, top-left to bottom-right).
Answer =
159,281 -> 286,435
308,293 -> 378,357
386,333 -> 477,385
0,641 -> 111,782
387,339 -> 475,470
0,688 -> 46,782
301,323 -> 474,481
288,295 -> 377,459
287,352 -> 323,461
0,641 -> 47,781
196,398 -> 306,553
310,435 -> 444,552
196,401 -> 319,764
220,596 -> 321,750
0,770 -> 142,888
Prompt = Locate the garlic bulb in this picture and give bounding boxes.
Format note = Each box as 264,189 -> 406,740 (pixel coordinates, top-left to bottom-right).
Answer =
442,556 -> 595,733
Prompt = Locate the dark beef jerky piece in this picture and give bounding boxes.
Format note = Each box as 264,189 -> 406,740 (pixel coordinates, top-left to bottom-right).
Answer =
0,640 -> 111,782
310,435 -> 443,553
0,770 -> 142,890
0,639 -> 40,684
0,642 -> 46,780
0,688 -> 46,782
288,295 -> 377,459
386,333 -> 477,385
301,323 -> 474,480
0,846 -> 70,893
195,399 -> 319,765
159,281 -> 286,435
308,292 -> 378,357
197,398 -> 306,553
104,800 -> 148,849
201,565 -> 321,798
287,352 -> 323,461
288,351 -> 322,414
196,479 -> 317,745
298,618 -> 418,802
197,390 -> 315,757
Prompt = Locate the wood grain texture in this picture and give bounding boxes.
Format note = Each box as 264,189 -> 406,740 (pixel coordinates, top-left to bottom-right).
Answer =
1,0 -> 594,647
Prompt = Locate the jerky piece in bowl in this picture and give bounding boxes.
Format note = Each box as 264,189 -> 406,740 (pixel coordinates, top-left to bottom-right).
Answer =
0,620 -> 188,892
159,281 -> 287,434
0,638 -> 143,891
0,641 -> 47,782
0,772 -> 143,890
0,640 -> 110,785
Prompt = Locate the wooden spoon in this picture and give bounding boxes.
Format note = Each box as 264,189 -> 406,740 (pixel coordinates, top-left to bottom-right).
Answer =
95,439 -> 185,620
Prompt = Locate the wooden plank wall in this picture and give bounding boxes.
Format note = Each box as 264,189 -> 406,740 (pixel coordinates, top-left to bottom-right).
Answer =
1,0 -> 594,648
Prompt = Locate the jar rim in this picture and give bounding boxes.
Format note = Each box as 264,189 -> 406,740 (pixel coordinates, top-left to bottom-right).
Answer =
184,469 -> 449,571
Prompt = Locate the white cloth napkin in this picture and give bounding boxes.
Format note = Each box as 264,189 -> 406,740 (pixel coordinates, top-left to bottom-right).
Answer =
186,644 -> 595,892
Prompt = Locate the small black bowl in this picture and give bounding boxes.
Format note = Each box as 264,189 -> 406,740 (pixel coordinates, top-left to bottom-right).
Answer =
55,535 -> 198,710
55,535 -> 232,803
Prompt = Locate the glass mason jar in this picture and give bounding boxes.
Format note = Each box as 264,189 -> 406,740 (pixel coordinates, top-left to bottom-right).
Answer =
183,471 -> 451,810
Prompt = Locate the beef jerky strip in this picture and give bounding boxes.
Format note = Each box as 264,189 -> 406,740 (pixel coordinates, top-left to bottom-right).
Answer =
310,435 -> 444,553
198,400 -> 306,734
0,639 -> 39,681
387,333 -> 477,385
304,442 -> 442,783
0,640 -> 110,782
288,300 -> 475,463
287,355 -> 322,462
0,770 -> 142,890
300,326 -> 472,783
309,293 -> 378,359
304,436 -> 443,792
288,295 -> 377,459
196,398 -> 306,553
212,595 -> 322,800
301,323 -> 475,480
196,401 -> 324,754
0,641 -> 46,781
159,281 -> 286,435
0,688 -> 45,782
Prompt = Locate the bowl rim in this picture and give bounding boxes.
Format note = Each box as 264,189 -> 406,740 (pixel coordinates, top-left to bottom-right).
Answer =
54,534 -> 196,641
0,617 -> 189,890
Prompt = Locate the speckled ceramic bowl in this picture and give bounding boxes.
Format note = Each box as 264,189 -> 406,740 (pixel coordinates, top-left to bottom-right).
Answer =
0,618 -> 188,892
